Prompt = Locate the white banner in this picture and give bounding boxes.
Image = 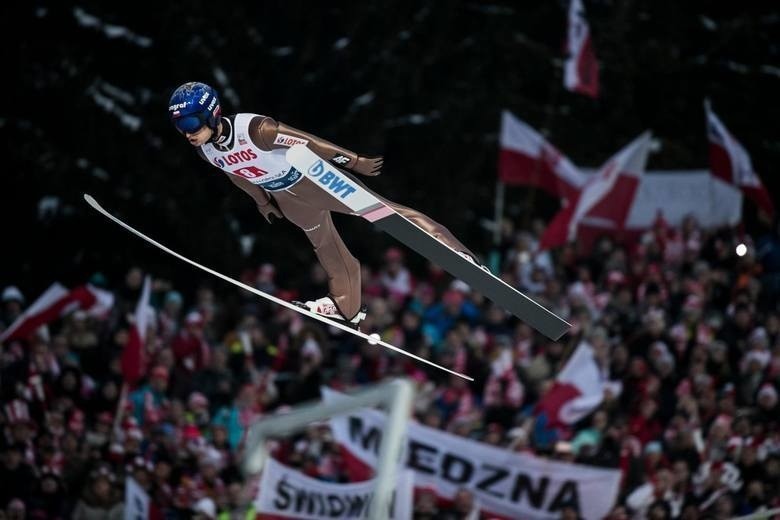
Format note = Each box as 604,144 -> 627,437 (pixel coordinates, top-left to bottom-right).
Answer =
124,477 -> 149,520
256,458 -> 413,520
322,388 -> 621,520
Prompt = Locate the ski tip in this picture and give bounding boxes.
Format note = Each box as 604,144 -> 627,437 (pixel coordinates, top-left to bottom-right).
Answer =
83,193 -> 98,208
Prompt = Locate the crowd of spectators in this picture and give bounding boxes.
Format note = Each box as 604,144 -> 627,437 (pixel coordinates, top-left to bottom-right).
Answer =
1,214 -> 779,519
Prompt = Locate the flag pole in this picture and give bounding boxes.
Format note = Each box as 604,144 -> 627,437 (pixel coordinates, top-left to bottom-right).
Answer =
112,382 -> 129,440
493,180 -> 505,246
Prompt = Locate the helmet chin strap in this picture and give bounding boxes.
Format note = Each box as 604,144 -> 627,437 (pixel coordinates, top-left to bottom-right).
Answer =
210,117 -> 231,145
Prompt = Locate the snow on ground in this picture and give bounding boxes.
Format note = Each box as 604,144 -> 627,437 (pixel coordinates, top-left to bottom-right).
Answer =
467,3 -> 515,15
699,15 -> 718,31
212,67 -> 241,107
269,46 -> 294,57
87,81 -> 141,131
760,65 -> 780,78
725,61 -> 750,74
73,7 -> 152,48
384,111 -> 441,128
76,157 -> 110,181
350,91 -> 375,111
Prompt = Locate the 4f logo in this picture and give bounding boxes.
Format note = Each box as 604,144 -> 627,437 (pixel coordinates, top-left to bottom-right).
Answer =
332,155 -> 350,165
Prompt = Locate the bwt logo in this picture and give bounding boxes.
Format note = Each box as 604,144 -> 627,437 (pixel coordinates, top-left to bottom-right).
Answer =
309,160 -> 356,199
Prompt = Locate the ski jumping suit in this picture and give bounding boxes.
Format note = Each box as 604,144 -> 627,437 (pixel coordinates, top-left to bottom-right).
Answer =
200,113 -> 475,320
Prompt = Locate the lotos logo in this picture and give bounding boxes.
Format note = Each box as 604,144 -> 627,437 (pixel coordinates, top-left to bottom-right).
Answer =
308,160 -> 356,199
168,102 -> 188,112
274,133 -> 309,147
214,148 -> 258,167
198,92 -> 210,105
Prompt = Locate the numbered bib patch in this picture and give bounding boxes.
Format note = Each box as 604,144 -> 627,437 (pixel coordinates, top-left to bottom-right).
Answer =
232,166 -> 267,179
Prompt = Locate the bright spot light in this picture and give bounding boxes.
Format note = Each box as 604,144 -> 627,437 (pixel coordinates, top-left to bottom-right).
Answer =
736,243 -> 747,257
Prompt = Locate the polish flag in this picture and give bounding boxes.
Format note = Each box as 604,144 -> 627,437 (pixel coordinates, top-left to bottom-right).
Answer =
498,110 -> 585,201
122,276 -> 153,387
564,0 -> 599,98
535,341 -> 605,427
0,283 -> 114,343
540,131 -> 652,250
705,100 -> 775,218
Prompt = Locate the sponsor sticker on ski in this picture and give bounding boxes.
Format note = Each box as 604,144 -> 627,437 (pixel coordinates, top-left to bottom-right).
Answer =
308,160 -> 357,199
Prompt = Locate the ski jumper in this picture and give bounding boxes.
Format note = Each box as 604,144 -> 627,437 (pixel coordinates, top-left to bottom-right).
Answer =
200,113 -> 475,320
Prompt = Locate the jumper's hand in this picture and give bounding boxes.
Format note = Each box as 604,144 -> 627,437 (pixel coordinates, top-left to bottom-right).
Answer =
351,155 -> 383,176
258,200 -> 283,224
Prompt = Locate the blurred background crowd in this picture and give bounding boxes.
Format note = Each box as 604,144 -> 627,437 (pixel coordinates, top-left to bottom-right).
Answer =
2,214 -> 780,519
5,1 -> 780,519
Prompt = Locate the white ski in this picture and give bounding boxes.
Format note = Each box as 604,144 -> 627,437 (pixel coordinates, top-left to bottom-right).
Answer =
83,194 -> 472,381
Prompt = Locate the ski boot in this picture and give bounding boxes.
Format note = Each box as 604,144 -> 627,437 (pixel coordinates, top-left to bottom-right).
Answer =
293,296 -> 367,330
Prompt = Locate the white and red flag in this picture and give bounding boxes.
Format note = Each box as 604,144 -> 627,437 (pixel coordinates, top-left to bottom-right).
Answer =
122,275 -> 153,386
564,0 -> 599,98
705,100 -> 775,218
540,131 -> 652,250
498,110 -> 585,201
535,341 -> 606,427
0,283 -> 114,343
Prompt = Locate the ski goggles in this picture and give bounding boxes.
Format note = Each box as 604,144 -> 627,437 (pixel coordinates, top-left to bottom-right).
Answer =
172,112 -> 211,134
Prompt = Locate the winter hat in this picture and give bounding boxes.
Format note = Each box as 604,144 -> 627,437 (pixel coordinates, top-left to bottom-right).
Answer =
607,270 -> 626,285
758,384 -> 778,407
193,497 -> 216,518
2,286 -> 24,303
749,327 -> 769,348
644,441 -> 663,455
450,280 -> 471,294
165,290 -> 183,306
188,392 -> 209,410
185,310 -> 204,326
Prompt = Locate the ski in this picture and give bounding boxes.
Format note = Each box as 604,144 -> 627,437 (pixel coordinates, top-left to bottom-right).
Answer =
82,194 -> 473,381
286,145 -> 571,341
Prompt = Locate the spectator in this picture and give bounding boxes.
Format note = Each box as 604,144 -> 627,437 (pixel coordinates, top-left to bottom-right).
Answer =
380,247 -> 414,306
1,286 -> 24,329
439,488 -> 480,520
0,443 -> 35,508
5,498 -> 26,520
28,465 -> 67,519
71,466 -> 123,520
172,311 -> 212,377
0,218 -> 778,517
129,365 -> 170,426
158,290 -> 183,344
